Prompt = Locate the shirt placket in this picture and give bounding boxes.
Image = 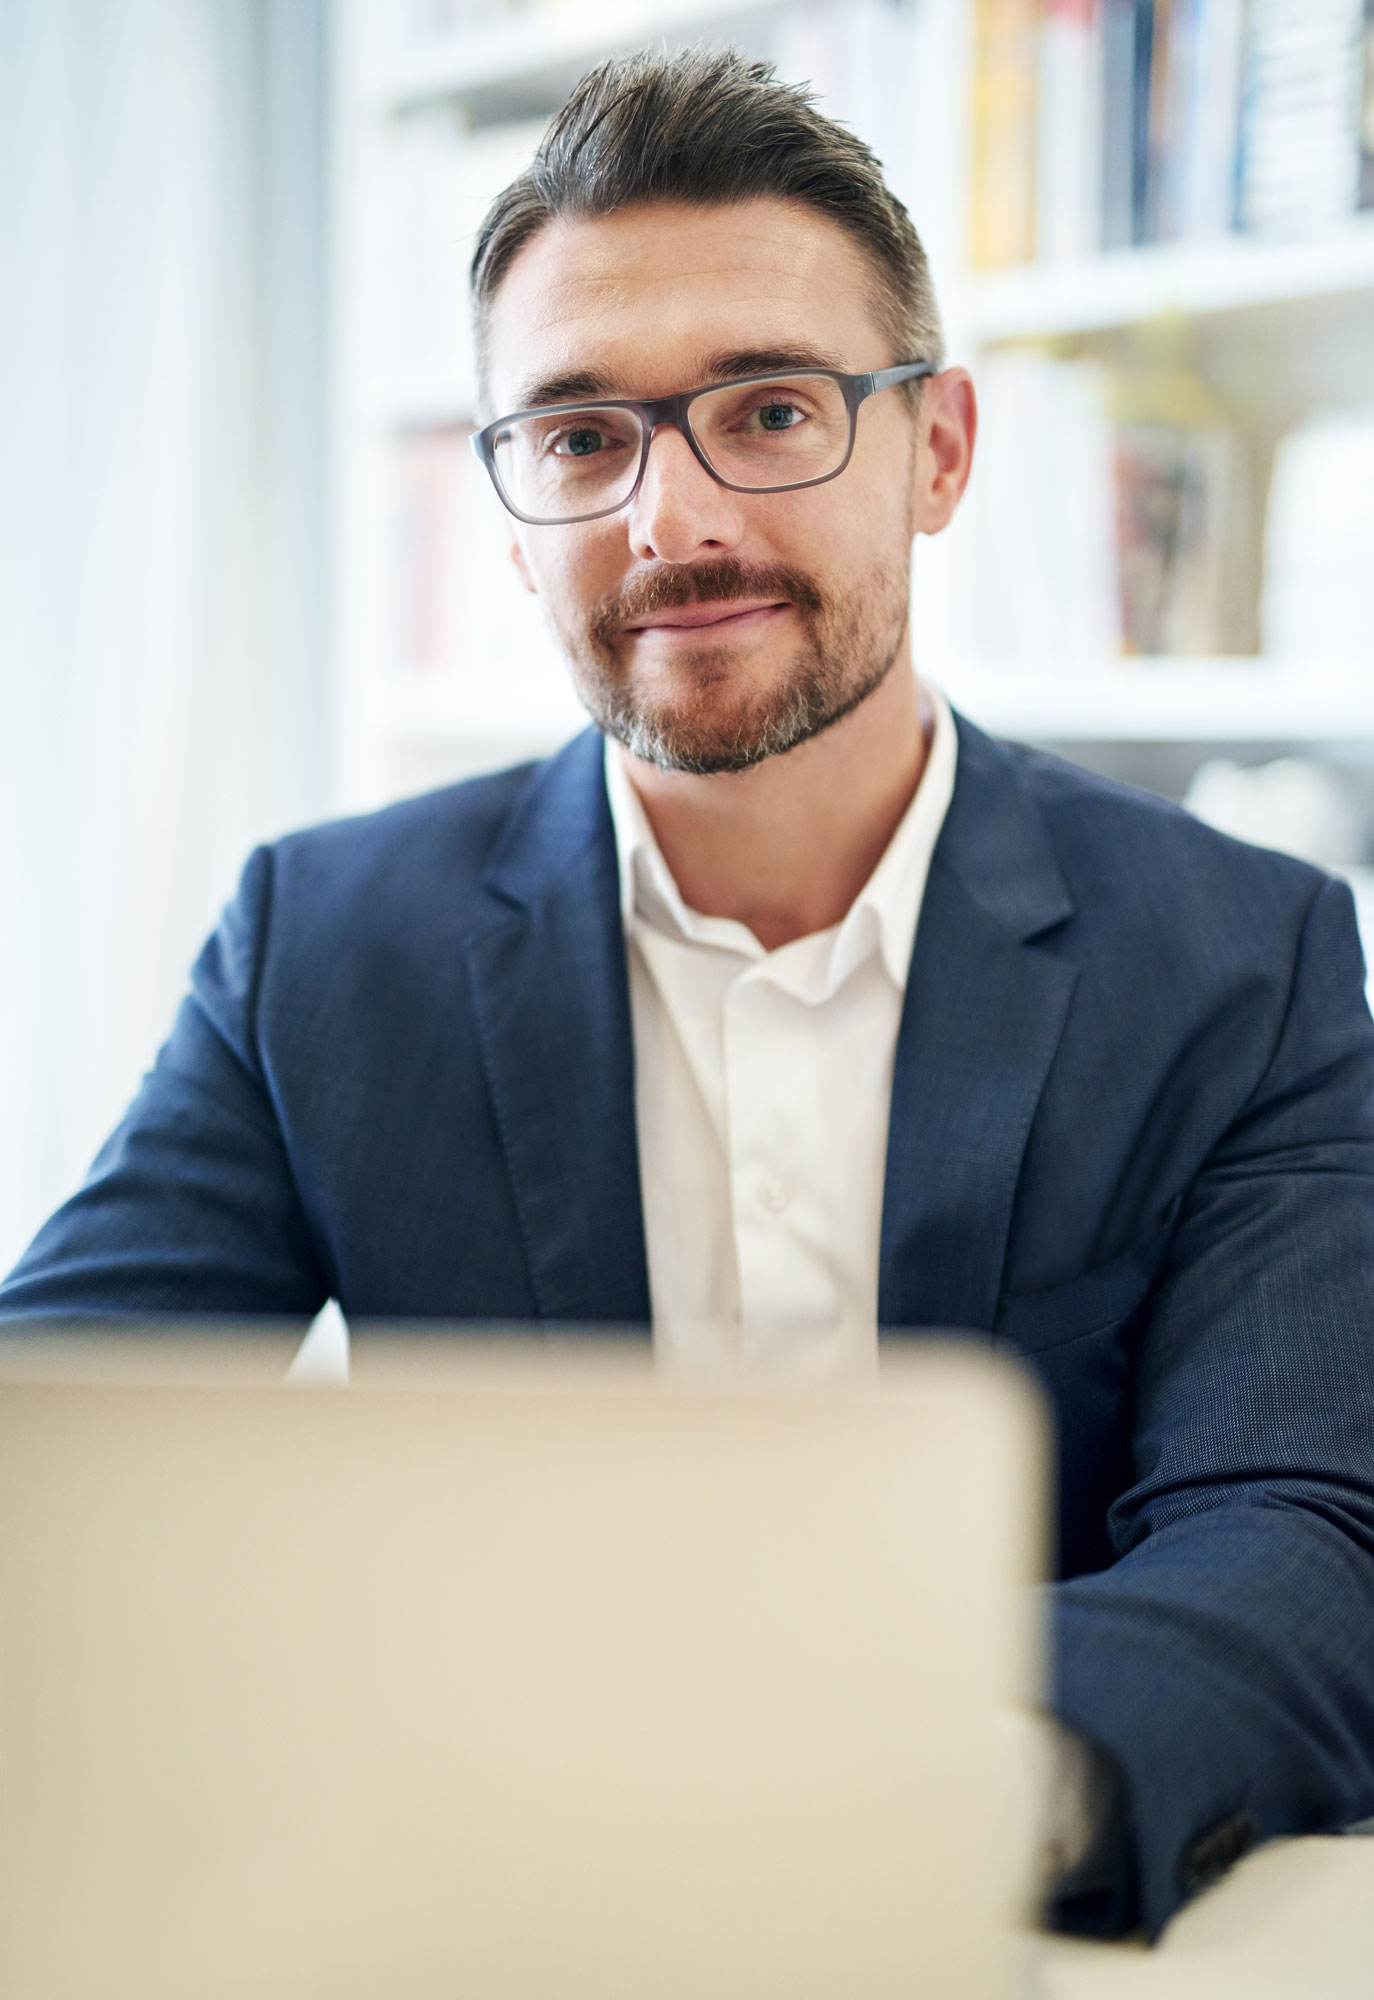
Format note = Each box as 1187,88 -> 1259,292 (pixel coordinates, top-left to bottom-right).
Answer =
723,967 -> 839,1354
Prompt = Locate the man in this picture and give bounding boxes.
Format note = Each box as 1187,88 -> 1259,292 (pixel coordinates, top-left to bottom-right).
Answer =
4,48 -> 1373,1941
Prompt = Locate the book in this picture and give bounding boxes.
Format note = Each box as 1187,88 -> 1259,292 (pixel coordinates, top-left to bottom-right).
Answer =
1146,0 -> 1186,240
1148,0 -> 1230,241
1101,0 -> 1154,246
972,351 -> 1122,660
1114,421 -> 1245,651
1176,0 -> 1246,236
1110,333 -> 1257,654
970,343 -> 1256,661
1237,0 -> 1367,237
970,0 -> 1039,267
1038,0 -> 1104,261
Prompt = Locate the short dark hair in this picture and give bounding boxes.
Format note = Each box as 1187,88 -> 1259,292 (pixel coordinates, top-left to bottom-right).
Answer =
470,45 -> 945,407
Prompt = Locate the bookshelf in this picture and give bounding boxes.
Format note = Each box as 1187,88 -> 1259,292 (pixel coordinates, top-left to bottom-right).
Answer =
333,0 -> 1374,862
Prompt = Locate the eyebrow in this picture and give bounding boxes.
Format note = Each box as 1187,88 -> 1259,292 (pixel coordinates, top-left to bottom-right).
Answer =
509,343 -> 850,412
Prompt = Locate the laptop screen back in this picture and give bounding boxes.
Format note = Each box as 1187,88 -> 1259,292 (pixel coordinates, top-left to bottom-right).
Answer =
0,1338 -> 1045,1999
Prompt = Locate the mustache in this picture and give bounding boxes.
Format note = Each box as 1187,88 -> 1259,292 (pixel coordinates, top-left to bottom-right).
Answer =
588,557 -> 825,650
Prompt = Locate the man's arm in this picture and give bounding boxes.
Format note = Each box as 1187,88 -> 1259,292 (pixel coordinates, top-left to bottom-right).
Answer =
0,846 -> 329,1320
1050,873 -> 1374,1939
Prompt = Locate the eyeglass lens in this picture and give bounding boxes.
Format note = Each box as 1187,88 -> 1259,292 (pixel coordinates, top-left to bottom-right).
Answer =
491,375 -> 853,522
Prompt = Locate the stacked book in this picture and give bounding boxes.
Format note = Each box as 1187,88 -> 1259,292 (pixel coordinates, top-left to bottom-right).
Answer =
970,348 -> 1257,657
971,0 -> 1374,266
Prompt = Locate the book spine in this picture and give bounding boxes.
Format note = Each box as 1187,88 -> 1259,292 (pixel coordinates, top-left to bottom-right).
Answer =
970,0 -> 1039,267
1179,0 -> 1246,236
1100,0 -> 1134,246
1130,0 -> 1157,243
1361,0 -> 1374,206
1149,0 -> 1209,241
1038,0 -> 1105,260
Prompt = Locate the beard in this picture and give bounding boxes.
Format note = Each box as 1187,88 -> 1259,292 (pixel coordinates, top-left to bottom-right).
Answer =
552,552 -> 911,776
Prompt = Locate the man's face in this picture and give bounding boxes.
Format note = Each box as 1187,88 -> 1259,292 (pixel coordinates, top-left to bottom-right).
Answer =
484,198 -> 932,774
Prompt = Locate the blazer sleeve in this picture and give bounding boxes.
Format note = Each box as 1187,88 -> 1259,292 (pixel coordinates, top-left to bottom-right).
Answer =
0,846 -> 329,1321
1050,872 -> 1374,1940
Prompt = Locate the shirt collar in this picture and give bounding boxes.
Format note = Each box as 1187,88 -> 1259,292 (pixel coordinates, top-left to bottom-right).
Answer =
603,678 -> 958,996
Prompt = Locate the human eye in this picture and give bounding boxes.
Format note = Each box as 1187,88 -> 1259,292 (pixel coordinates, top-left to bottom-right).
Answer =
524,410 -> 637,462
740,394 -> 809,434
549,422 -> 613,458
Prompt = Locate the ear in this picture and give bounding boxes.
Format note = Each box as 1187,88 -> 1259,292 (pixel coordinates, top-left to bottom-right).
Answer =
910,368 -> 977,537
509,532 -> 538,597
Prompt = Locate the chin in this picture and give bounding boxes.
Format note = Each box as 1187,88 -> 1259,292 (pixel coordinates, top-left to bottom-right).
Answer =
565,608 -> 902,776
611,674 -> 884,777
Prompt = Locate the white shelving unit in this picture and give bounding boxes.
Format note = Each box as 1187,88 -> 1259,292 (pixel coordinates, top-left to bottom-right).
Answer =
962,217 -> 1374,344
939,658 -> 1374,745
332,0 -> 1374,820
376,0 -> 800,111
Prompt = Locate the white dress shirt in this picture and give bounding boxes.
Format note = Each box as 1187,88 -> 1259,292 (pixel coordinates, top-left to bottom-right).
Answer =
605,689 -> 1106,1889
604,679 -> 957,1380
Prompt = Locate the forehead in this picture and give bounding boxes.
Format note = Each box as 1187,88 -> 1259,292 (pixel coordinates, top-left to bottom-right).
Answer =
483,197 -> 891,410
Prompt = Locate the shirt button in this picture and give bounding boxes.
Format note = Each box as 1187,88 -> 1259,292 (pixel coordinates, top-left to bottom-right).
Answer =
757,1179 -> 789,1214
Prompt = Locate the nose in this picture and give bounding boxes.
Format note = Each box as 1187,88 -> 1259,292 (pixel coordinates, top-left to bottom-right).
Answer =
625,420 -> 746,565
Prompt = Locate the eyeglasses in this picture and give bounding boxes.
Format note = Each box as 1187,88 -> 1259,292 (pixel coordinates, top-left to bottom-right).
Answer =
470,362 -> 937,526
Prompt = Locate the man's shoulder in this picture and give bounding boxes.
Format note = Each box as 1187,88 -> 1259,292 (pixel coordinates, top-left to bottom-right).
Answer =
975,724 -> 1330,924
275,755 -> 541,874
263,728 -> 604,919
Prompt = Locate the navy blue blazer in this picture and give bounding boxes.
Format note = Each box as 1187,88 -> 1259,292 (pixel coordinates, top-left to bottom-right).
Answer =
5,715 -> 1374,1937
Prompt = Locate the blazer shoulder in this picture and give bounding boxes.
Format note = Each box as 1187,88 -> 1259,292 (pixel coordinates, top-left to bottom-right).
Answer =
269,755 -> 547,896
1001,735 -> 1332,922
220,727 -> 614,1001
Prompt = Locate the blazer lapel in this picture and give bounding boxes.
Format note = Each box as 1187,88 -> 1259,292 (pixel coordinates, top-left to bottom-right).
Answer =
464,730 -> 651,1328
879,718 -> 1079,1333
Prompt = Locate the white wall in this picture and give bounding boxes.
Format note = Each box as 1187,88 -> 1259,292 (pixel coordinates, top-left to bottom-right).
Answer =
0,0 -> 333,1270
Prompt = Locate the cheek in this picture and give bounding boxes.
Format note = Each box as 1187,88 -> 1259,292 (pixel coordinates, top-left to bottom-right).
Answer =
755,485 -> 892,576
523,527 -> 627,612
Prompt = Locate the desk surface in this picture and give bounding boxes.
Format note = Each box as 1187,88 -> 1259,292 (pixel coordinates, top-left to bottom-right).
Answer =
1034,1836 -> 1374,1998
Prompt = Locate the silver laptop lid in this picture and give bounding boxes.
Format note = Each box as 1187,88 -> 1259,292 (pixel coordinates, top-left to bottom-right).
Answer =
0,1336 -> 1045,1999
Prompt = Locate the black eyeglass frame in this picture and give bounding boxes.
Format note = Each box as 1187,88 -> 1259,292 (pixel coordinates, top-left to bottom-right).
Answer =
469,361 -> 938,526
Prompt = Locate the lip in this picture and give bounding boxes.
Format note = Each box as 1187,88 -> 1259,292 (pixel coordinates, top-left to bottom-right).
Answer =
623,600 -> 792,637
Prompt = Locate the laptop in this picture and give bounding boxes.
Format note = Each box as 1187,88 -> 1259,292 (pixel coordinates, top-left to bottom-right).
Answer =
0,1331 -> 1045,1998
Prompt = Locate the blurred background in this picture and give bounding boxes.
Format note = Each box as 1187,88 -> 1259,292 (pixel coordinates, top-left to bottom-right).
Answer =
4,0 -> 1374,1270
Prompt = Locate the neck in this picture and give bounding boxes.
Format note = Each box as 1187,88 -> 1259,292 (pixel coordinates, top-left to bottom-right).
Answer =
617,657 -> 929,952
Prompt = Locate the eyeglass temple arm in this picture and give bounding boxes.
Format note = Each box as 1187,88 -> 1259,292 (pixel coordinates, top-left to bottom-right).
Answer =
866,361 -> 938,397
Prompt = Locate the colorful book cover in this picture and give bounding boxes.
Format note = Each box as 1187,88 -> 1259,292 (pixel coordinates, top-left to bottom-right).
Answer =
970,0 -> 1039,267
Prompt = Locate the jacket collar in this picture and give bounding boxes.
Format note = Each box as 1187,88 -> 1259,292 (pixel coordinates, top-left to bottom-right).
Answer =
879,713 -> 1078,1332
466,729 -> 651,1327
935,712 -> 1075,942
